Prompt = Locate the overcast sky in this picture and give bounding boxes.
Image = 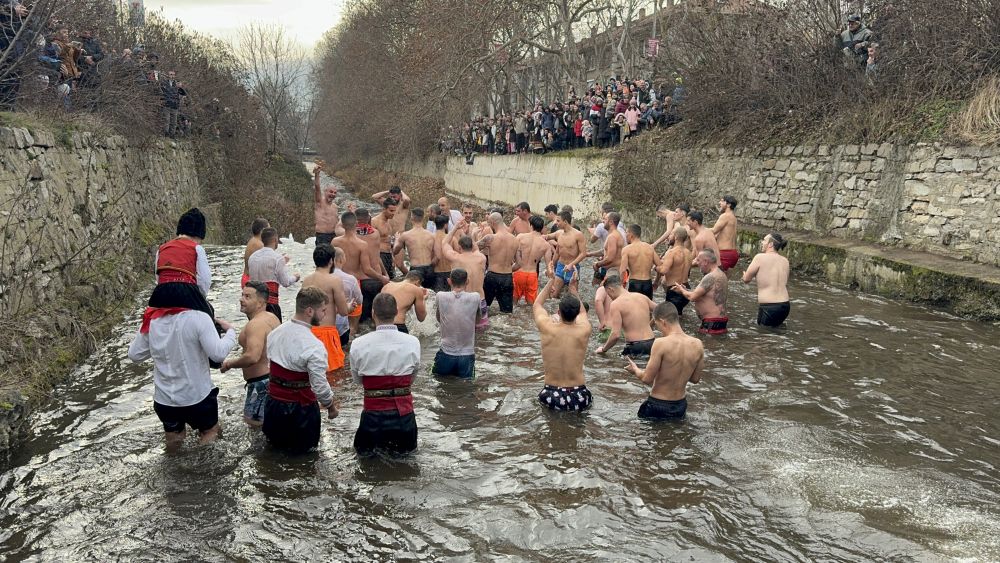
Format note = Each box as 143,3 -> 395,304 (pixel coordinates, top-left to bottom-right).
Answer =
148,0 -> 343,49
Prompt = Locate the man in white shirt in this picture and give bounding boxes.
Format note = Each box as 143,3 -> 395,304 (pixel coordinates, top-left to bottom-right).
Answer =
264,287 -> 339,454
350,293 -> 421,456
127,304 -> 237,450
432,269 -> 481,379
248,227 -> 300,321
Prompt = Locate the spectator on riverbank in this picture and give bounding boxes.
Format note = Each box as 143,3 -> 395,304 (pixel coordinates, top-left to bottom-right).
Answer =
839,14 -> 873,68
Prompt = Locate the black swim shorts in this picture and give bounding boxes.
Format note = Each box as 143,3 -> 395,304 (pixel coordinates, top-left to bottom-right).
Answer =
638,396 -> 687,421
484,271 -> 514,313
757,302 -> 790,327
538,384 -> 593,412
665,283 -> 690,315
354,410 -> 418,456
628,279 -> 654,299
315,232 -> 335,246
380,252 -> 396,279
410,265 -> 433,289
153,387 -> 220,434
622,337 -> 655,358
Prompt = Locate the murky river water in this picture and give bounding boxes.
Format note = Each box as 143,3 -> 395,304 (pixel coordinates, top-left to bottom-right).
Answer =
2,179 -> 1000,561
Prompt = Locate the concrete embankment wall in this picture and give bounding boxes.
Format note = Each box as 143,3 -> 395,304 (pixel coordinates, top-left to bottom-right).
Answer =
0,126 -> 203,455
429,147 -> 1000,320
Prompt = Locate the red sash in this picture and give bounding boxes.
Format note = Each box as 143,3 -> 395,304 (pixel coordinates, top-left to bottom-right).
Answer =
265,281 -> 280,305
268,361 -> 316,406
356,223 -> 376,236
140,307 -> 189,334
362,375 -> 414,415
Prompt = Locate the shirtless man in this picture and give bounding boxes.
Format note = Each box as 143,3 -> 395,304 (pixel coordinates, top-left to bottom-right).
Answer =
542,204 -> 559,235
688,211 -> 720,263
510,201 -> 533,235
624,303 -> 704,421
659,227 -> 694,315
533,277 -> 593,412
313,163 -> 339,245
301,244 -> 351,379
332,212 -> 388,325
595,275 -> 657,358
431,214 -> 452,291
513,215 -> 553,306
393,207 -> 436,289
220,281 -> 280,427
672,249 -> 729,335
332,247 -> 362,346
712,195 -> 739,272
373,186 -> 412,276
371,198 -> 400,279
442,222 -> 488,328
379,270 -> 428,333
478,212 -> 519,314
651,203 -> 691,250
743,232 -> 791,327
546,210 -> 588,298
619,224 -> 662,299
591,212 -> 625,283
242,218 -> 269,287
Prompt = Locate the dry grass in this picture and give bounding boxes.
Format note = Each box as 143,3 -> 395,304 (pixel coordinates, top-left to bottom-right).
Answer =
954,76 -> 1000,144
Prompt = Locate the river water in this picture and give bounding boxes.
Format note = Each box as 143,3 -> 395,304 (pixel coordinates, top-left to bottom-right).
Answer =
2,180 -> 1000,561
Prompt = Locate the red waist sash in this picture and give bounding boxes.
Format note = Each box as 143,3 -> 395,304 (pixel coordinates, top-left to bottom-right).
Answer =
362,375 -> 414,415
268,361 -> 316,406
265,281 -> 280,305
157,268 -> 197,285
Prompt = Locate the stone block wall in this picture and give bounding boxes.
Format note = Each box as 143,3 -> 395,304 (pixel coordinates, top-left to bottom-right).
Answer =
0,127 -> 201,318
439,142 -> 1000,268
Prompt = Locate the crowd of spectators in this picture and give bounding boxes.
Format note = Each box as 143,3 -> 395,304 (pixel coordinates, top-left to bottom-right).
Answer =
1,3 -> 192,137
440,76 -> 686,157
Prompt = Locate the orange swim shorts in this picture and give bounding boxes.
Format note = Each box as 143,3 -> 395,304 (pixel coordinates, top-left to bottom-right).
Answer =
513,270 -> 538,304
311,325 -> 345,377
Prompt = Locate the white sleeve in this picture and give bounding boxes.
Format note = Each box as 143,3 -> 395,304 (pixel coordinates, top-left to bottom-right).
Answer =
127,330 -> 151,362
196,245 -> 211,296
307,345 -> 334,407
195,313 -> 236,362
275,256 -> 297,287
153,249 -> 159,282
349,348 -> 362,384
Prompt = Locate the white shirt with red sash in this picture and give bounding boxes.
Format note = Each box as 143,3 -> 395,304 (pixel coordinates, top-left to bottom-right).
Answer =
266,319 -> 334,408
349,324 -> 421,415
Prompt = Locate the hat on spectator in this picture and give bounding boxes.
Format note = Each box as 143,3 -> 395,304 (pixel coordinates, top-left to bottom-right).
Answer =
847,14 -> 861,22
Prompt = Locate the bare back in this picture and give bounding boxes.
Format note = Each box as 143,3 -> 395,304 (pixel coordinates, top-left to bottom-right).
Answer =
360,231 -> 383,274
694,268 -> 728,319
301,270 -> 348,325
693,227 -> 720,257
450,251 -> 487,298
646,334 -> 704,401
515,233 -> 552,272
485,231 -> 518,274
609,292 -> 655,341
332,235 -> 373,280
745,252 -> 790,303
381,281 -> 426,323
401,228 -> 435,267
433,232 -> 452,273
621,241 -> 657,281
242,237 -> 263,275
535,312 -> 592,388
661,246 -> 693,286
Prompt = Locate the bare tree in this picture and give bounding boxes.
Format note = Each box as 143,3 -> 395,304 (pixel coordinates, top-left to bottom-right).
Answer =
233,23 -> 307,153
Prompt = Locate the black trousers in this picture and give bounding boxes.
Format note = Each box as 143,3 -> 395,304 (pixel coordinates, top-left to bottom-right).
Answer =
354,410 -> 417,456
483,271 -> 514,313
263,400 -> 321,454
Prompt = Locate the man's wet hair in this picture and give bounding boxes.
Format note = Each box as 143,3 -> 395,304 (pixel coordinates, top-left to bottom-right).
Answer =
544,204 -> 559,214
389,185 -> 402,194
458,235 -> 474,250
607,212 -> 621,226
250,217 -> 269,236
601,202 -> 615,213
245,280 -> 269,302
383,197 -> 399,209
529,215 -> 544,232
372,293 -> 397,323
769,232 -> 787,250
699,248 -> 718,263
516,201 -> 530,212
628,224 -> 641,237
341,211 -> 357,228
434,214 -> 449,230
653,302 -> 679,324
355,208 -> 371,222
689,210 -> 703,225
261,227 -> 278,246
677,203 -> 691,215
559,210 -> 573,224
411,207 -> 424,220
296,286 -> 328,313
558,293 -> 582,322
723,195 -> 738,210
449,268 -> 468,286
674,226 -> 689,241
603,274 -> 622,288
313,243 -> 335,268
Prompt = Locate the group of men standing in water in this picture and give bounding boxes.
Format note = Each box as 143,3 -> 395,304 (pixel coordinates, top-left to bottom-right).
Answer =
128,162 -> 792,456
